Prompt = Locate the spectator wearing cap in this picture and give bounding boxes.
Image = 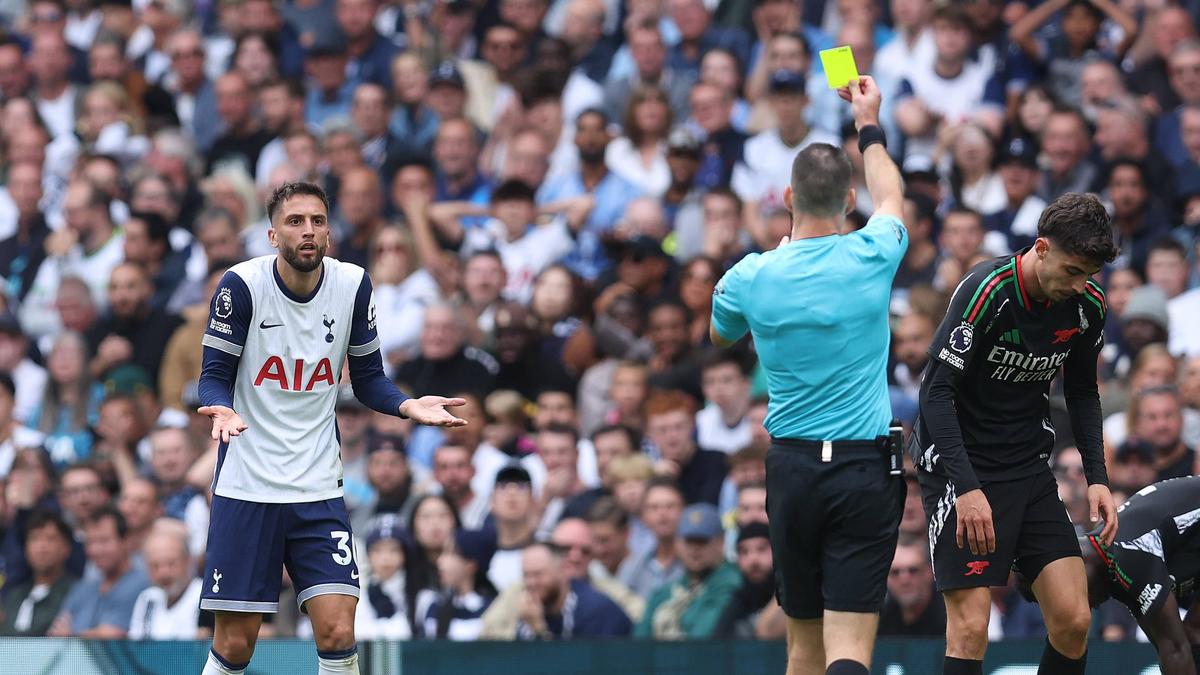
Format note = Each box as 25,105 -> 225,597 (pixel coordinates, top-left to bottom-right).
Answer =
486,465 -> 540,593
894,4 -> 991,167
206,71 -> 274,177
662,126 -> 705,252
538,108 -> 640,281
426,60 -> 470,129
603,20 -> 694,126
335,0 -> 402,89
0,510 -> 78,636
414,528 -> 497,640
303,31 -> 354,128
351,430 -> 427,533
635,502 -> 740,638
732,70 -> 838,233
127,519 -> 201,639
394,304 -> 499,397
0,312 -> 47,426
355,514 -> 414,639
433,444 -> 489,529
1107,160 -> 1172,274
1110,438 -> 1159,493
86,262 -> 183,386
0,372 -> 46,479
1094,99 -> 1176,208
713,521 -> 774,638
0,161 -> 51,304
877,540 -> 944,637
509,540 -> 632,639
984,137 -> 1047,252
48,506 -> 150,638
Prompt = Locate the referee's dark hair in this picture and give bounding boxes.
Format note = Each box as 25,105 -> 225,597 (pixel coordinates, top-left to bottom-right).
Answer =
790,144 -> 853,218
1037,192 -> 1119,265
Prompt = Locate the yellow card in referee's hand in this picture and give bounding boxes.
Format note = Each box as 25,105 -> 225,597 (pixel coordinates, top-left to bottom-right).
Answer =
819,46 -> 859,89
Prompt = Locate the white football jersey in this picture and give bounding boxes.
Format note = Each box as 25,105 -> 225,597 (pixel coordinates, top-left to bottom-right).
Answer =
202,256 -> 381,503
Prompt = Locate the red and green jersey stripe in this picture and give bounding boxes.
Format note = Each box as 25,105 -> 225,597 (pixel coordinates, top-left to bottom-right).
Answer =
1084,280 -> 1107,318
961,260 -> 1018,326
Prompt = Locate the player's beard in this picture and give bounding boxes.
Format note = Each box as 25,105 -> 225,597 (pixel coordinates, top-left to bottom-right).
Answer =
282,241 -> 326,273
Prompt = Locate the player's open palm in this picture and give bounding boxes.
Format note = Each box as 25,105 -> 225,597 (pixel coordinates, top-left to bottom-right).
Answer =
198,405 -> 248,443
400,396 -> 468,427
956,489 -> 996,556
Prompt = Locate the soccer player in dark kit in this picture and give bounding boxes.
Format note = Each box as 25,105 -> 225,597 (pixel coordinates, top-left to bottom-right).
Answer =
1019,476 -> 1200,674
912,192 -> 1120,675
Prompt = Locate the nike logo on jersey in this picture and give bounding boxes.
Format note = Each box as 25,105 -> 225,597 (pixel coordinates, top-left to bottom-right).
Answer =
351,569 -> 360,580
259,321 -> 284,329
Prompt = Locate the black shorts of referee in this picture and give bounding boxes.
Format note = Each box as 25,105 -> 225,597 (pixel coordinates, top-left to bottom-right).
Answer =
766,437 -> 906,619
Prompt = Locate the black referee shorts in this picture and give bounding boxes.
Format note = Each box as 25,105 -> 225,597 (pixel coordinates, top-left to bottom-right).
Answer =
766,438 -> 906,619
919,466 -> 1080,592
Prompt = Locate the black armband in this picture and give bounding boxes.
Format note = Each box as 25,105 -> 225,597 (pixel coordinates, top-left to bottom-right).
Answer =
858,125 -> 887,153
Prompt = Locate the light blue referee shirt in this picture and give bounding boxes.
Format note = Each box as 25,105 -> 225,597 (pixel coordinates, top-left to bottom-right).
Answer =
711,215 -> 908,440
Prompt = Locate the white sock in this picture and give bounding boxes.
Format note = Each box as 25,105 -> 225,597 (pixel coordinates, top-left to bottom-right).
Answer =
202,649 -> 247,675
317,646 -> 359,675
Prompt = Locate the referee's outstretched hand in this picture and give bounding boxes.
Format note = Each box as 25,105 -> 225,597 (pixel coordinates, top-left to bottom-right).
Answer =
955,489 -> 996,556
400,396 -> 469,427
836,76 -> 882,130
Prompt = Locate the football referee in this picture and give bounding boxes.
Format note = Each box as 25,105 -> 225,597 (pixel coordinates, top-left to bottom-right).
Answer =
710,77 -> 906,675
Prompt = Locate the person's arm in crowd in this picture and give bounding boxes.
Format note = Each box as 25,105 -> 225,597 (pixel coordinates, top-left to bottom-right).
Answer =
89,335 -> 134,379
1008,0 -> 1067,61
893,85 -> 939,139
402,193 -> 444,271
540,195 -> 596,233
840,76 -> 904,220
428,202 -> 488,248
1091,0 -> 1139,56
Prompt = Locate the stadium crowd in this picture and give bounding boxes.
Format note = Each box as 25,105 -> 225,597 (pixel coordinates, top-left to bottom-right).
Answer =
0,0 -> 1193,647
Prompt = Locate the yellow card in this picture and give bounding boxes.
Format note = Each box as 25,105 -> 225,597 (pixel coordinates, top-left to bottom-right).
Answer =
819,46 -> 860,90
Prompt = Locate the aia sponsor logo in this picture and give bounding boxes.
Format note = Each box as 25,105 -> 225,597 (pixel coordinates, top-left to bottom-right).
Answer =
254,356 -> 335,391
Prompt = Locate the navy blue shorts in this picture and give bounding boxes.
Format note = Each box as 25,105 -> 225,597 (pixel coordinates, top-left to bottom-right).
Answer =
200,495 -> 361,614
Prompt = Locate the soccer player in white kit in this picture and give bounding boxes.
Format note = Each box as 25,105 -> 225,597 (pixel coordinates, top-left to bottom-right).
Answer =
196,182 -> 466,675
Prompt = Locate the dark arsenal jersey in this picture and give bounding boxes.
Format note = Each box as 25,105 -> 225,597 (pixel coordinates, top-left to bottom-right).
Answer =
913,251 -> 1109,493
1103,477 -> 1200,620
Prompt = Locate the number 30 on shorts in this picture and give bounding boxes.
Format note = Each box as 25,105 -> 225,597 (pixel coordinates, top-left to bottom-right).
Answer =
330,530 -> 358,567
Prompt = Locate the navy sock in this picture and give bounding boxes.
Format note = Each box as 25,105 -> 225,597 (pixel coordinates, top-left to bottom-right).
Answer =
1038,638 -> 1085,675
943,656 -> 983,675
825,659 -> 868,675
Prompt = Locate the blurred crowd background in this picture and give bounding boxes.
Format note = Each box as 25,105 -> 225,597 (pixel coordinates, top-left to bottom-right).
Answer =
0,0 -> 1194,648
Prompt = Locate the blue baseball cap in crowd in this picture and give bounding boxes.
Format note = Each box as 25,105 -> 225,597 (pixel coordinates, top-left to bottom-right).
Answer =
365,513 -> 407,549
430,61 -> 465,90
366,429 -> 406,456
494,464 -> 532,488
769,69 -> 806,94
678,503 -> 723,540
452,529 -> 497,569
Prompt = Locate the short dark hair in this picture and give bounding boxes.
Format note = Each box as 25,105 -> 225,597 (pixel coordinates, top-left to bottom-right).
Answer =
701,348 -> 751,376
25,509 -> 72,545
1148,236 -> 1186,261
127,210 -> 170,246
644,476 -> 684,502
932,2 -> 971,29
538,421 -> 580,446
704,186 -> 742,211
790,143 -> 852,218
266,181 -> 330,223
591,423 -> 641,449
491,179 -> 536,205
1036,193 -> 1119,265
86,505 -> 128,539
1105,157 -> 1148,187
943,207 -> 983,230
585,496 -> 628,528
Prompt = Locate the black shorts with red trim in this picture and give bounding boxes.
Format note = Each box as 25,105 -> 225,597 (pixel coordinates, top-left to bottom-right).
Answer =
919,466 -> 1080,591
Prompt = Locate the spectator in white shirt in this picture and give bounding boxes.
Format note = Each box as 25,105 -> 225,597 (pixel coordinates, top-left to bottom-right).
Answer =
695,350 -> 752,455
606,85 -> 672,197
128,519 -> 201,640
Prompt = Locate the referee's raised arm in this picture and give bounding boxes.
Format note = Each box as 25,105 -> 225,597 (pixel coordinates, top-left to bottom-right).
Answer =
839,76 -> 904,221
